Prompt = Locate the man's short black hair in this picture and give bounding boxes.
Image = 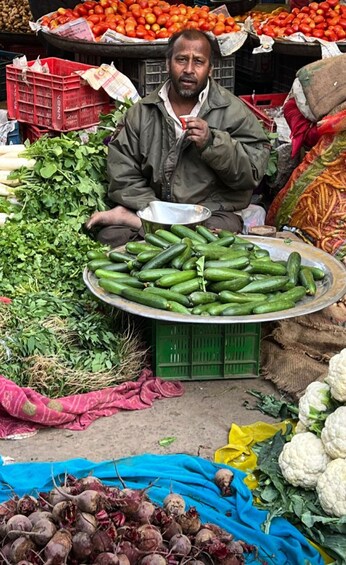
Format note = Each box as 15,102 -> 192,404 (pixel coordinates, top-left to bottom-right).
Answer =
166,30 -> 215,66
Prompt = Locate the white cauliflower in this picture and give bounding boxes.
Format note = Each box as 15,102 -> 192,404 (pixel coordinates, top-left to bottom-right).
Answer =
295,420 -> 308,434
325,348 -> 346,402
278,432 -> 331,489
316,458 -> 346,517
298,381 -> 334,435
321,406 -> 346,459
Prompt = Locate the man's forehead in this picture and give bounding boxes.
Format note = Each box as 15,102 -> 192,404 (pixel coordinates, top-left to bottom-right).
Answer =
172,38 -> 210,57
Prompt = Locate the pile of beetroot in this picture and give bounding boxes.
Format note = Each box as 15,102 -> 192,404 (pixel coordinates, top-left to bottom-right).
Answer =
0,469 -> 258,564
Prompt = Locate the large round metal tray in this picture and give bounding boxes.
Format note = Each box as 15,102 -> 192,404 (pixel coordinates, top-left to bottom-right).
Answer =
84,236 -> 346,324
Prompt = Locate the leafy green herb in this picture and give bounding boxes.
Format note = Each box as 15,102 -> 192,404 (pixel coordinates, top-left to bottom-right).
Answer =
158,437 -> 176,447
244,389 -> 299,419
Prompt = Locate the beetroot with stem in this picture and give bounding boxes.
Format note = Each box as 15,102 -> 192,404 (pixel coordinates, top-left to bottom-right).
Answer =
43,529 -> 72,565
91,530 -> 114,555
214,469 -> 234,497
136,524 -> 163,553
16,497 -> 39,517
51,500 -> 77,528
117,554 -> 131,565
51,475 -> 106,514
176,508 -> 201,535
93,553 -> 120,565
194,528 -> 217,547
28,518 -> 57,546
6,515 -> 32,540
116,541 -> 140,565
136,501 -> 156,524
9,536 -> 35,563
0,499 -> 18,521
28,511 -> 53,526
75,511 -> 97,535
169,534 -> 191,557
163,494 -> 185,518
140,554 -> 167,564
72,531 -> 93,561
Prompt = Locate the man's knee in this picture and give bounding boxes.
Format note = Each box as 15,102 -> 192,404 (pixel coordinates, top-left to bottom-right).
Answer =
97,226 -> 141,248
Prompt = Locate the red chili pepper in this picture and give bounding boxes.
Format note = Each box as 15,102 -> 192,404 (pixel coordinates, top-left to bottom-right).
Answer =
0,297 -> 12,304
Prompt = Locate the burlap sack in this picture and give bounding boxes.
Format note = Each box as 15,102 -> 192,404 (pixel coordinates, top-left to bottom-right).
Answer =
260,311 -> 346,400
297,54 -> 346,121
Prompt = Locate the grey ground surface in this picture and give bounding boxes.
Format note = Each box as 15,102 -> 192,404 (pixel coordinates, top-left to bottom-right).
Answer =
2,378 -> 278,463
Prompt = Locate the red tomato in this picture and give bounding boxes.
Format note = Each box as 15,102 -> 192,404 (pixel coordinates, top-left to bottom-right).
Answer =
88,14 -> 100,22
212,22 -> 225,35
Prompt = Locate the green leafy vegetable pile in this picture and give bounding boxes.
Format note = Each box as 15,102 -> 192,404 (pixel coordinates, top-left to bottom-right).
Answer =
0,104 -> 147,396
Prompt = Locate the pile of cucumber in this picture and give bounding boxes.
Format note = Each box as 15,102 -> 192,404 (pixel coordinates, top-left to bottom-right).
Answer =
86,225 -> 326,316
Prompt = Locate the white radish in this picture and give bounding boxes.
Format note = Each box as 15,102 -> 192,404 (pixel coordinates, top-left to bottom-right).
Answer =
0,171 -> 20,186
0,158 -> 36,171
0,144 -> 26,155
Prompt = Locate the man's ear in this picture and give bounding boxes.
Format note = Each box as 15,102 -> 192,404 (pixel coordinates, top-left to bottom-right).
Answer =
209,64 -> 213,77
166,59 -> 170,73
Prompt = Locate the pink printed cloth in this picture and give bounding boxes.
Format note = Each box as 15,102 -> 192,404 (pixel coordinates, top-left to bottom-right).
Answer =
0,369 -> 184,439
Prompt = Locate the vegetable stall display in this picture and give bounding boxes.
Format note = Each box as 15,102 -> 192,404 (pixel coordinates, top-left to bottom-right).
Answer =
86,225 -> 327,317
39,0 -> 241,42
0,471 -> 259,564
252,0 -> 346,42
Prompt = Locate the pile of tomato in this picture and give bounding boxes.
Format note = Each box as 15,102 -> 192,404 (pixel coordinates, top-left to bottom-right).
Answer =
40,0 -> 241,41
254,0 -> 346,41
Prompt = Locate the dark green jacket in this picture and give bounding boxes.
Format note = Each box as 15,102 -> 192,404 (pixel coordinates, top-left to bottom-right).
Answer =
107,78 -> 271,212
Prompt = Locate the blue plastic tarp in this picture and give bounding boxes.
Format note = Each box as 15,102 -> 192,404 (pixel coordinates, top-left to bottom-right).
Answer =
0,453 -> 323,565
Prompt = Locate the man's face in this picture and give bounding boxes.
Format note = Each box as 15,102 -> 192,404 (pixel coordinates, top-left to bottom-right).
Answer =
167,37 -> 212,99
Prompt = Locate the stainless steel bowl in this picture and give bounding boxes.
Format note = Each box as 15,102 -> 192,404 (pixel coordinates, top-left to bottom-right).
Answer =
137,202 -> 211,234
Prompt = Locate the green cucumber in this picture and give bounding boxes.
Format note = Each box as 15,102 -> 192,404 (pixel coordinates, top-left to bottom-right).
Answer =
171,224 -> 207,243
156,270 -> 196,288
168,301 -> 192,314
98,278 -> 131,296
212,234 -> 235,247
286,251 -> 301,286
204,257 -> 249,270
252,300 -> 295,314
144,233 -> 170,249
136,249 -> 161,263
247,260 -> 287,276
193,243 -> 247,260
170,278 -> 201,295
143,242 -> 187,270
204,267 -> 250,281
273,286 -> 306,303
299,267 -> 317,296
307,266 -> 325,281
95,269 -> 134,280
98,262 -> 130,273
195,224 -> 219,242
250,249 -> 270,259
87,250 -> 108,260
171,238 -> 192,270
121,287 -> 169,310
188,291 -> 218,306
155,229 -> 181,244
137,268 -> 179,282
182,256 -> 198,271
125,241 -> 160,255
87,259 -> 115,272
221,303 -> 256,316
239,276 -> 289,294
207,302 -> 235,316
219,290 -> 268,304
209,277 -> 251,293
191,303 -> 216,315
108,250 -> 135,262
143,287 -> 191,307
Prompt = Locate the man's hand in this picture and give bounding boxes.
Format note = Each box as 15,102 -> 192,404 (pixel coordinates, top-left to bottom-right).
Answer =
184,117 -> 211,150
85,206 -> 142,230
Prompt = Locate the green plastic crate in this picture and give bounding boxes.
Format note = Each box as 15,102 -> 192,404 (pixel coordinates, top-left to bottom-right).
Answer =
145,320 -> 261,381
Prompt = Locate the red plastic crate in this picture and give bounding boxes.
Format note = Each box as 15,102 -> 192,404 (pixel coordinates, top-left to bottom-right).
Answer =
6,57 -> 110,132
239,93 -> 288,132
21,123 -> 58,143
